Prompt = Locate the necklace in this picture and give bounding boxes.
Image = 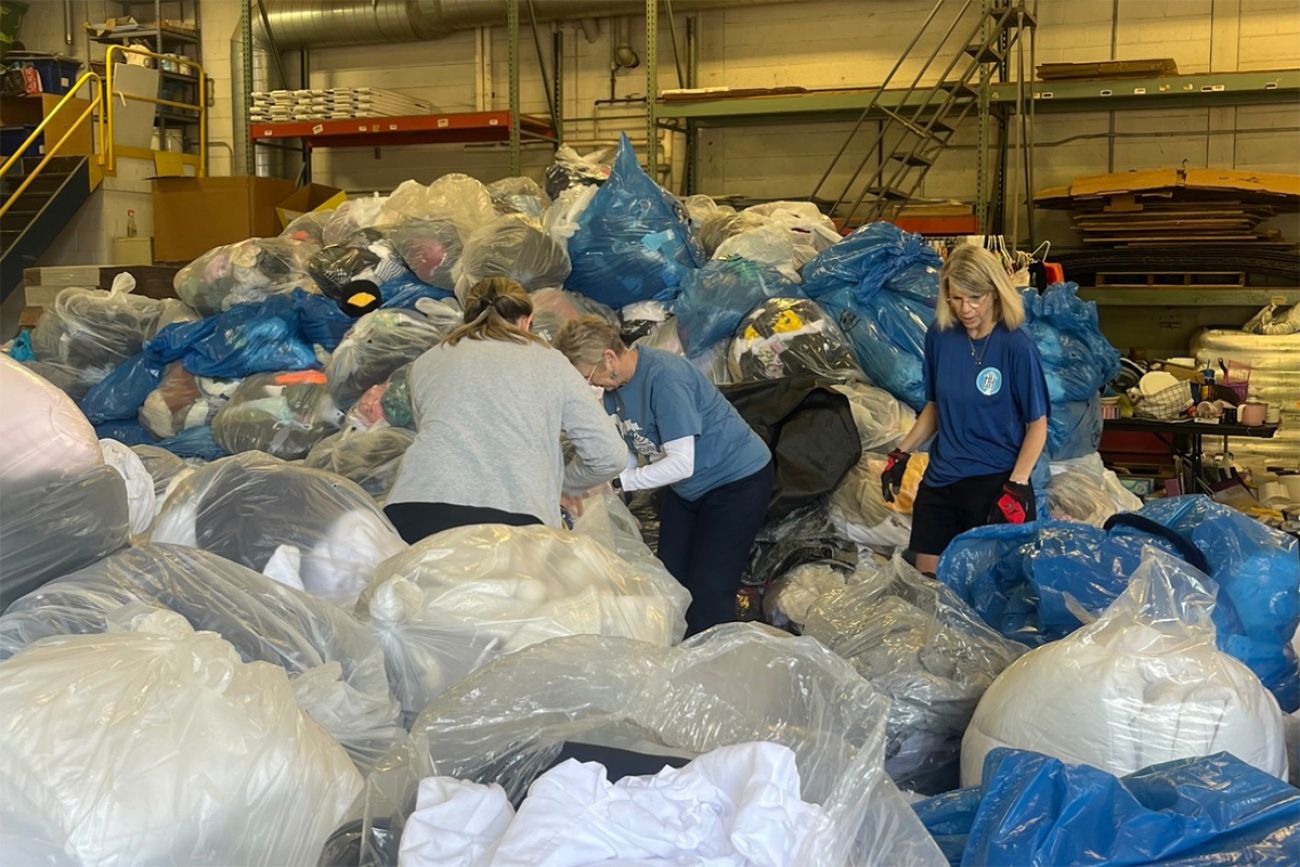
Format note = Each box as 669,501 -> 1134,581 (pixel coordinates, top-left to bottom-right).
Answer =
968,330 -> 993,366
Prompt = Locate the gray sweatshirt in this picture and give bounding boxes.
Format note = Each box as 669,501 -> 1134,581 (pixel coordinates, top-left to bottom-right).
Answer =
386,337 -> 627,527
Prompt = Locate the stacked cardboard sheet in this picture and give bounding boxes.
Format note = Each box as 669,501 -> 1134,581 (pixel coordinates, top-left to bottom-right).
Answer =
250,88 -> 432,123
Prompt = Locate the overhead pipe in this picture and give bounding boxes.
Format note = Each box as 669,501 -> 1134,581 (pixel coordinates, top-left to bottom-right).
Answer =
233,0 -> 793,175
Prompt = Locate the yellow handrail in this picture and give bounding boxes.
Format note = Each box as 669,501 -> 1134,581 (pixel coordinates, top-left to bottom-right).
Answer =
0,71 -> 103,221
104,45 -> 207,176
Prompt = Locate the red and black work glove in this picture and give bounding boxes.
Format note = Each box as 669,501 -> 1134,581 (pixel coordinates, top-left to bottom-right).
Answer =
990,481 -> 1035,525
881,449 -> 911,503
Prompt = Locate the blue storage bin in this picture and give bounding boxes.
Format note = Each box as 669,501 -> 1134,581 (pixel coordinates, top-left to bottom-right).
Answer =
20,56 -> 82,95
0,124 -> 42,159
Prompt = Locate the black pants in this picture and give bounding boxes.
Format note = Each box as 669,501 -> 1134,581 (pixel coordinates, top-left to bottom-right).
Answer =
910,471 -> 1036,557
383,501 -> 542,545
657,461 -> 775,637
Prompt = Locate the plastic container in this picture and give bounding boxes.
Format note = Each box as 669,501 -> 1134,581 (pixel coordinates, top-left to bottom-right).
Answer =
0,124 -> 41,159
18,55 -> 82,95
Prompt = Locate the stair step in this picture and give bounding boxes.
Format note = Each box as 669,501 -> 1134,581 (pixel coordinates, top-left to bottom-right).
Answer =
992,4 -> 1037,28
864,186 -> 910,202
0,173 -> 73,196
888,151 -> 936,168
937,79 -> 980,99
965,43 -> 1004,64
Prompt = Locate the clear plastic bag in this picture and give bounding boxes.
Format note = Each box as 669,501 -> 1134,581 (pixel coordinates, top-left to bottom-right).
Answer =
744,504 -> 859,591
727,297 -> 864,382
410,624 -> 947,867
150,451 -> 406,606
0,544 -> 401,768
324,194 -> 389,246
130,443 -> 196,522
743,200 -> 842,259
137,361 -> 233,438
542,183 -> 598,245
380,175 -> 497,238
764,562 -> 848,630
452,214 -> 573,301
98,438 -> 156,536
280,209 -> 334,245
697,210 -> 765,256
306,237 -> 409,301
173,237 -> 317,316
31,273 -> 170,390
326,306 -> 452,409
528,287 -> 618,343
489,176 -> 551,219
564,134 -> 703,309
673,257 -> 803,357
383,219 -> 462,290
804,556 -> 1026,794
0,611 -> 362,866
715,221 -> 806,283
961,548 -> 1288,785
212,369 -> 342,459
1046,452 -> 1142,526
0,356 -> 129,610
356,523 -> 691,721
304,428 -> 416,502
543,143 -> 612,199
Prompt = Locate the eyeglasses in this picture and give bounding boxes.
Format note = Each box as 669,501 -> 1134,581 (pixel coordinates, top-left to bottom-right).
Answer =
948,293 -> 990,310
583,360 -> 606,384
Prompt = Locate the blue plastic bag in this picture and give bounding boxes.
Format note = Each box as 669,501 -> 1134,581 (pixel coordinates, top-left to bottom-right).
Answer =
79,352 -> 166,423
146,294 -> 320,378
378,272 -> 454,309
801,222 -> 940,410
938,495 -> 1300,710
1048,394 -> 1102,461
674,258 -> 803,357
291,289 -> 356,351
915,749 -> 1300,867
9,329 -> 34,362
565,133 -> 702,308
157,425 -> 227,461
93,419 -> 158,446
1021,283 -> 1121,404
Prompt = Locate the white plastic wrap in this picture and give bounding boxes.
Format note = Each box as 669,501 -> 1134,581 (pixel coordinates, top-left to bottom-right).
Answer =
98,438 -> 156,536
304,428 -> 416,502
743,201 -> 842,260
764,562 -> 848,631
1046,452 -> 1142,526
212,369 -> 343,459
410,624 -> 946,867
714,222 -> 805,282
0,356 -> 128,609
326,307 -> 450,409
488,176 -> 551,219
804,556 -> 1026,794
30,274 -> 170,390
542,184 -> 597,244
452,214 -> 573,301
130,444 -> 196,518
358,523 -> 691,720
835,383 -> 915,453
151,452 -> 407,606
380,175 -> 498,238
172,237 -> 317,315
962,549 -> 1288,785
0,612 -> 362,866
0,543 -> 401,770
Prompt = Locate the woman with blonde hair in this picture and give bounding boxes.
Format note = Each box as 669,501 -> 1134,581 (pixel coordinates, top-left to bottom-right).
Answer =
881,244 -> 1050,574
553,315 -> 774,637
385,277 -> 626,542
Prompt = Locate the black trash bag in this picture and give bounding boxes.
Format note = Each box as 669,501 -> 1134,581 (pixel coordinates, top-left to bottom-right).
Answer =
728,297 -> 863,382
722,377 -> 862,522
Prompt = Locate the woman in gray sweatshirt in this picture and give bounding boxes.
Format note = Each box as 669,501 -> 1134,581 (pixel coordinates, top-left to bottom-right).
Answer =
384,278 -> 627,543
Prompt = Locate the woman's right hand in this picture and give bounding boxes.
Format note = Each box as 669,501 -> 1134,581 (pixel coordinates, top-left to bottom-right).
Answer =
881,449 -> 911,503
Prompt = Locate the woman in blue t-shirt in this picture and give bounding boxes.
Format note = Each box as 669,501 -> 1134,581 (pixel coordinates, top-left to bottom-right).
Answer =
554,316 -> 774,636
882,244 -> 1050,575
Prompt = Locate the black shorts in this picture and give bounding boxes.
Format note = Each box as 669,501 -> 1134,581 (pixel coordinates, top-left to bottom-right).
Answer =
910,471 -> 1035,556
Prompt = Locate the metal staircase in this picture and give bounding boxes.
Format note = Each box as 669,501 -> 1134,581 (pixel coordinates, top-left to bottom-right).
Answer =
0,72 -> 104,303
811,0 -> 1037,230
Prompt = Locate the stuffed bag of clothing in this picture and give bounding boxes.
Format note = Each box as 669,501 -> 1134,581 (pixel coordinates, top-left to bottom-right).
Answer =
212,370 -> 342,459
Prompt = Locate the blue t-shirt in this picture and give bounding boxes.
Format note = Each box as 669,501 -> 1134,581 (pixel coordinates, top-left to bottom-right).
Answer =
605,348 -> 771,501
923,322 -> 1050,487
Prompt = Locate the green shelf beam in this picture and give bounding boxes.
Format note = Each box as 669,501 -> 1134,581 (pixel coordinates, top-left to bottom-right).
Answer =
655,69 -> 1300,128
1078,287 -> 1300,307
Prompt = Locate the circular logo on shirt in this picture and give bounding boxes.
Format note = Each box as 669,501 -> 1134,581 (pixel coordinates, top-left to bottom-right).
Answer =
976,367 -> 1003,396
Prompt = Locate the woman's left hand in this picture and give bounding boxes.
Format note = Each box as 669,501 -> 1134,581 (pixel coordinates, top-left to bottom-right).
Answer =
989,481 -> 1035,525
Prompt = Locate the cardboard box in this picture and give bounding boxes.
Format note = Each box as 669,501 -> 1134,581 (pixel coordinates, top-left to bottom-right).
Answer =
276,182 -> 345,228
112,235 -> 154,265
152,176 -> 297,262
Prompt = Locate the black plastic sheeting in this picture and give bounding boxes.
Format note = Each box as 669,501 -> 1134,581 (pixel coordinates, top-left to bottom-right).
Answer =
721,377 -> 862,523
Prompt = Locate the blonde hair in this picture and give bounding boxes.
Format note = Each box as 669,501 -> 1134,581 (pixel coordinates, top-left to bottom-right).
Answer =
935,244 -> 1025,331
442,277 -> 548,347
553,315 -> 627,368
